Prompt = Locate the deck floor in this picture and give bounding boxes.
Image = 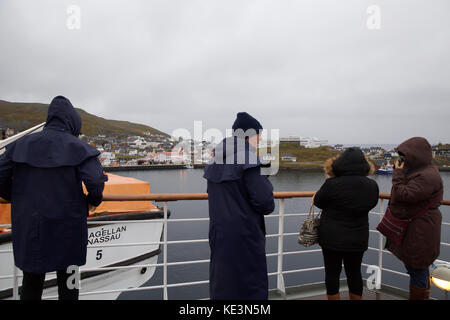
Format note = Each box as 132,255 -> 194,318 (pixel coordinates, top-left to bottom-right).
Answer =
296,288 -> 404,300
269,281 -> 409,300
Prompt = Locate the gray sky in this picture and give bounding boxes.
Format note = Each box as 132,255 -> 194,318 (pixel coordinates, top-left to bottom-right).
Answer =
0,0 -> 449,145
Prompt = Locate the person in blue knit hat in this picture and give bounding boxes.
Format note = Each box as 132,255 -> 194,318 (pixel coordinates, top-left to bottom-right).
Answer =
203,112 -> 275,300
232,112 -> 263,133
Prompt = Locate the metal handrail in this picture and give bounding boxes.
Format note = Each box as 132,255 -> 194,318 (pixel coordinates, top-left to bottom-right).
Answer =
102,191 -> 450,205
2,192 -> 450,205
1,192 -> 449,300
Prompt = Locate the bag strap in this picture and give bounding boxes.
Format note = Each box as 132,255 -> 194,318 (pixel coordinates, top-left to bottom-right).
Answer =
307,199 -> 315,221
411,190 -> 442,220
307,198 -> 321,221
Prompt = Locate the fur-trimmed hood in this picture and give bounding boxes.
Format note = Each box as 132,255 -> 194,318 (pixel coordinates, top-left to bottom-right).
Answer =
324,147 -> 375,177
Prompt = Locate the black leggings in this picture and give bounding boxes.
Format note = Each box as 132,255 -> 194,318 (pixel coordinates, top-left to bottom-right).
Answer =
322,249 -> 364,296
20,270 -> 79,300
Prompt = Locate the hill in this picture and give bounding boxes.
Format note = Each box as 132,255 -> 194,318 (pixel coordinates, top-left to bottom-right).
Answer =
279,142 -> 339,161
263,142 -> 340,169
0,100 -> 169,137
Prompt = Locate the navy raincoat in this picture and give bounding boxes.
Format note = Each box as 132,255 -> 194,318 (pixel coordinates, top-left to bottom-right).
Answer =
0,96 -> 108,274
204,137 -> 275,300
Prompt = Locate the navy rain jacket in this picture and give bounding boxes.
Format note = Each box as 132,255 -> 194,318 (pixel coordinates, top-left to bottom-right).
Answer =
0,96 -> 108,274
203,136 -> 275,300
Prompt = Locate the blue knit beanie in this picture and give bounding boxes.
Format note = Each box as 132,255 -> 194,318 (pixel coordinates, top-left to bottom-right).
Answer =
232,112 -> 263,136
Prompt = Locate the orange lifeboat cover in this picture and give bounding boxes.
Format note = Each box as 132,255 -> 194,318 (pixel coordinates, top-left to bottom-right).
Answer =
0,173 -> 158,231
0,203 -> 11,231
85,173 -> 158,215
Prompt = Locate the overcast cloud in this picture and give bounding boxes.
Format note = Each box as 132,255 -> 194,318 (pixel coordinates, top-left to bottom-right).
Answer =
0,0 -> 449,145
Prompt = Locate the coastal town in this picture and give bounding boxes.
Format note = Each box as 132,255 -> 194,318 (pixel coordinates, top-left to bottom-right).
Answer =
3,126 -> 448,171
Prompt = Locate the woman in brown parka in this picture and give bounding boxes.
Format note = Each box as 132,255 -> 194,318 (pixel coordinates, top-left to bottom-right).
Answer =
387,137 -> 443,300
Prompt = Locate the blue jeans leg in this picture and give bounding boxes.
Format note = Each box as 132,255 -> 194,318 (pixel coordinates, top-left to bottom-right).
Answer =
405,265 -> 430,289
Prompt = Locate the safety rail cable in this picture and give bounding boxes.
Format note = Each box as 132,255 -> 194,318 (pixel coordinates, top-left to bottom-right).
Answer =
0,192 -> 449,300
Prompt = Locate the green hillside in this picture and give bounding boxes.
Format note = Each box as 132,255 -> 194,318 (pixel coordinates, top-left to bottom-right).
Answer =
0,100 -> 169,137
278,142 -> 339,162
262,142 -> 340,168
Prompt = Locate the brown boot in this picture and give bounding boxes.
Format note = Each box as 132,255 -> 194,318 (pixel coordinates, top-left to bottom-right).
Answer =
327,293 -> 340,300
409,277 -> 431,300
409,284 -> 430,300
349,292 -> 362,300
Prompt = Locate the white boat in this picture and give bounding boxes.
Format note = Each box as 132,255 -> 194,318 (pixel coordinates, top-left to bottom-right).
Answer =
377,162 -> 394,174
0,125 -> 166,300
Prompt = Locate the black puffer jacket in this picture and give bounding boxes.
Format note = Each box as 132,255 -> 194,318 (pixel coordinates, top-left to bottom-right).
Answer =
314,148 -> 379,252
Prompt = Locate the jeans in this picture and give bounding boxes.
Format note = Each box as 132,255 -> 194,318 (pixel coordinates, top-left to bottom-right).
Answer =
405,265 -> 430,289
20,270 -> 79,300
322,249 -> 365,296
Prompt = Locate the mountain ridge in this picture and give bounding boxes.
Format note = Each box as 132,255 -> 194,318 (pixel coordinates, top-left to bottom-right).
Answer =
0,100 -> 169,137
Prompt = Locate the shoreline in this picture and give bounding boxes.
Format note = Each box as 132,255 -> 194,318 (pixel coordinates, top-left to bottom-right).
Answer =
103,164 -> 200,172
103,164 -> 450,173
103,164 -> 325,173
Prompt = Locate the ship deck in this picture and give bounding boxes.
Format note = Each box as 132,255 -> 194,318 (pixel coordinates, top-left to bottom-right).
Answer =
1,191 -> 449,300
269,281 -> 408,300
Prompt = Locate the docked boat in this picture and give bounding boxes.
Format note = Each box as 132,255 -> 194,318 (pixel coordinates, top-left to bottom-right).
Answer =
377,162 -> 394,174
0,173 -> 167,300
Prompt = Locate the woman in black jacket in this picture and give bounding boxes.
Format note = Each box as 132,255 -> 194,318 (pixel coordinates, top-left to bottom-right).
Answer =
314,147 -> 379,300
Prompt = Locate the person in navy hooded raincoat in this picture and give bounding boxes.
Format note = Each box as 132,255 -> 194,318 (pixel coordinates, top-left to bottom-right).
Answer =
0,96 -> 108,300
203,112 -> 275,300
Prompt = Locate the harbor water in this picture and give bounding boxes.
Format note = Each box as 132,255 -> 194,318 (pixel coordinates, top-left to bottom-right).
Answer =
113,168 -> 450,300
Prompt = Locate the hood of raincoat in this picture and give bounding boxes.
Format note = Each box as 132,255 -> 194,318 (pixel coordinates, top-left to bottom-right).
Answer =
396,137 -> 433,171
203,136 -> 265,183
331,147 -> 371,177
6,96 -> 100,168
44,96 -> 82,136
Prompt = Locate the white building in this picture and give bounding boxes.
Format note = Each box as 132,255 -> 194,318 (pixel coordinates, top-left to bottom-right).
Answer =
281,153 -> 297,162
300,137 -> 328,148
100,152 -> 115,160
130,137 -> 148,149
170,150 -> 191,164
280,136 -> 301,144
99,157 -> 111,166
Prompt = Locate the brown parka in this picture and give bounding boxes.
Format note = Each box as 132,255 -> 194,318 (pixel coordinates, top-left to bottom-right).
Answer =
386,137 -> 443,269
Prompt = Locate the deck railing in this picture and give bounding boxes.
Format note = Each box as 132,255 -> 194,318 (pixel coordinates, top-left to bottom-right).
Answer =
1,192 -> 449,300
